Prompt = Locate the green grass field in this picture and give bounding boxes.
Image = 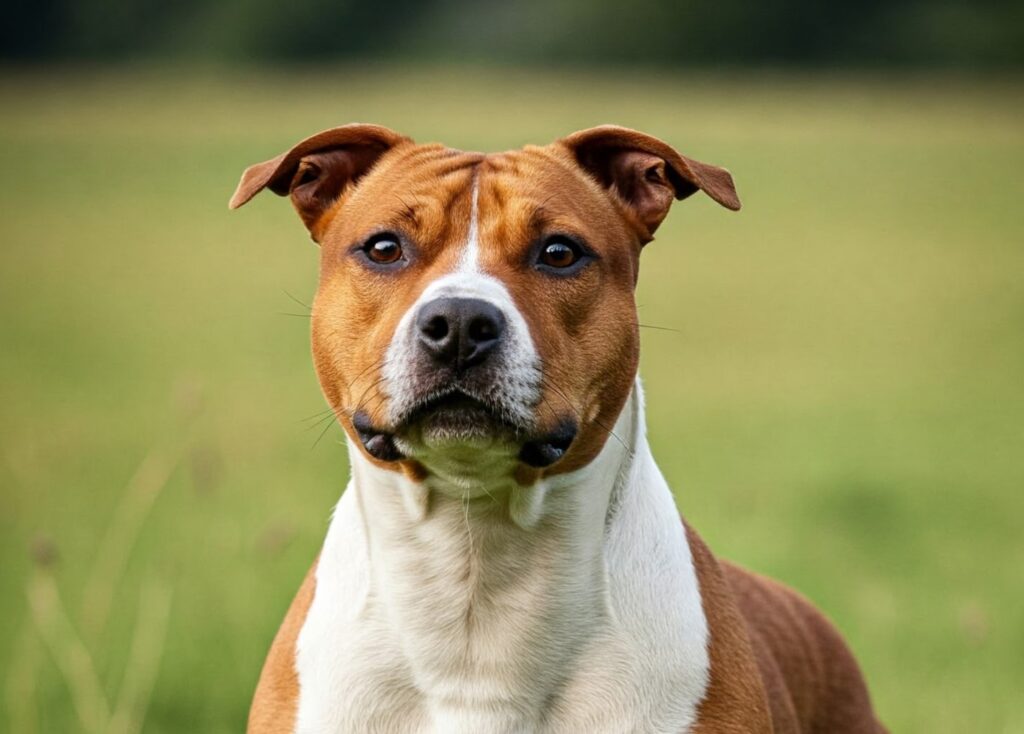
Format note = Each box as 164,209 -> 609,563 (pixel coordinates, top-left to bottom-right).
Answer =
1,66 -> 1022,733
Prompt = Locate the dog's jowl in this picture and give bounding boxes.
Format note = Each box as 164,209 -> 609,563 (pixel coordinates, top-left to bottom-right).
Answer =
231,124 -> 887,734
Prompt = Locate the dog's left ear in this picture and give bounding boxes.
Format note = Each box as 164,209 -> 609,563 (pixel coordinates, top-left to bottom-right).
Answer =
561,125 -> 740,242
229,123 -> 411,240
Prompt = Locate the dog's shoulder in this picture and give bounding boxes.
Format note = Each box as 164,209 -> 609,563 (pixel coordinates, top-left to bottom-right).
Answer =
683,522 -> 777,733
717,556 -> 886,734
247,559 -> 318,734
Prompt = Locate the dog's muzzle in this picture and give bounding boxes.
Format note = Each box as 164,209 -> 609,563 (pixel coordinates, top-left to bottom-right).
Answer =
354,294 -> 577,468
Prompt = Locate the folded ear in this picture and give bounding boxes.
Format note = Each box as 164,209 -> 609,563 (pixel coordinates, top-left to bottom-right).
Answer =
229,123 -> 411,239
560,125 -> 740,241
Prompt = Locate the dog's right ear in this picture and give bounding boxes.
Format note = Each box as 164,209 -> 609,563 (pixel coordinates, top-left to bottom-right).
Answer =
229,123 -> 411,240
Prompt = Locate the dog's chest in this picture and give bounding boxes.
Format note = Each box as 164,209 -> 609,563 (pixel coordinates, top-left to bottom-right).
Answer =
297,609 -> 668,734
293,467 -> 710,734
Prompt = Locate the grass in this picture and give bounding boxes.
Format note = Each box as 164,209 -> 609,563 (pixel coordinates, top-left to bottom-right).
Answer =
1,65 -> 1022,733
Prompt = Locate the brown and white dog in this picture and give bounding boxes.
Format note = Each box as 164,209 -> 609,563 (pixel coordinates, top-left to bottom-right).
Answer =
230,124 -> 887,734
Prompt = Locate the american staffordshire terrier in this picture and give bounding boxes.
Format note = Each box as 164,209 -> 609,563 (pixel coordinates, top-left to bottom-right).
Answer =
230,124 -> 887,733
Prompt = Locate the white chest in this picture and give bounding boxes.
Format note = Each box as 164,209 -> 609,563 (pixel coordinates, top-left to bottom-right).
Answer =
293,447 -> 710,734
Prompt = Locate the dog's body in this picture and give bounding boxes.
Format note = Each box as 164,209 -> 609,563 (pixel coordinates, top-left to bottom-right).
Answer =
231,125 -> 886,733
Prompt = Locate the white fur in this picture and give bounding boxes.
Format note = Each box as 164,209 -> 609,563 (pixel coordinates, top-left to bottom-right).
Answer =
294,381 -> 710,734
456,179 -> 481,273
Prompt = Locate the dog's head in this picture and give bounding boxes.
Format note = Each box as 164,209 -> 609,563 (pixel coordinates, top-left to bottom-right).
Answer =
231,124 -> 738,485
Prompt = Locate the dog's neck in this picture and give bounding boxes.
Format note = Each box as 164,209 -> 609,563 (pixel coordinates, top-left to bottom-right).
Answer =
299,379 -> 709,733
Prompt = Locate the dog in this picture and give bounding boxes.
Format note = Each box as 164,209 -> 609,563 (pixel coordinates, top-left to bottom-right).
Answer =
230,124 -> 887,733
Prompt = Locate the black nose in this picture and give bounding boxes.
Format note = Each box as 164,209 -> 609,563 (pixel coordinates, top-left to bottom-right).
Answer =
416,297 -> 506,370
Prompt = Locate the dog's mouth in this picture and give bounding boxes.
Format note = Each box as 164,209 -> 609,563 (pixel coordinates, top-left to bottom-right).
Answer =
352,389 -> 577,469
403,390 -> 522,445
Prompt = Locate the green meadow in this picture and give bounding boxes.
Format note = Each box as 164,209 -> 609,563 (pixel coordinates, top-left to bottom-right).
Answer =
1,67 -> 1022,733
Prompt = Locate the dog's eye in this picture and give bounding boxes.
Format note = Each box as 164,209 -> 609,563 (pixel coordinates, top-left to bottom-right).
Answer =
363,234 -> 403,265
537,238 -> 582,269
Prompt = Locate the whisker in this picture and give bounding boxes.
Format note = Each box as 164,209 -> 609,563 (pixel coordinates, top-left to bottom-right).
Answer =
535,394 -> 562,427
345,358 -> 391,403
539,375 -> 629,453
299,358 -> 394,449
299,405 -> 339,423
305,409 -> 340,434
311,414 -> 339,449
282,289 -> 313,312
352,374 -> 391,415
356,386 -> 390,419
302,359 -> 386,421
638,323 -> 680,333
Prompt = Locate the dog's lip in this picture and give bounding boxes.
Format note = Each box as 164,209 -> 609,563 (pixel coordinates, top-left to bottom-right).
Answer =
351,390 -> 518,459
403,390 -> 514,428
352,411 -> 404,462
518,419 -> 577,468
352,391 -> 577,468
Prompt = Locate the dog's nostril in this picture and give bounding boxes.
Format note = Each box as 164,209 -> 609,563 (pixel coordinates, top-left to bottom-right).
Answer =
422,315 -> 449,342
416,297 -> 505,368
468,316 -> 498,344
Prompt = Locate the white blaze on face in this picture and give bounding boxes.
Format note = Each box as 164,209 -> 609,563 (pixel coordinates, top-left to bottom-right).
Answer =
382,178 -> 541,432
455,179 -> 481,273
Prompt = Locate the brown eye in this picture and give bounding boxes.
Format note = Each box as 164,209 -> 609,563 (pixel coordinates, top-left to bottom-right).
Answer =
364,234 -> 403,265
538,239 -> 581,269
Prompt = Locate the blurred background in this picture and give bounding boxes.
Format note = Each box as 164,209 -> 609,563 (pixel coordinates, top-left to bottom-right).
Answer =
1,2 -> 1022,733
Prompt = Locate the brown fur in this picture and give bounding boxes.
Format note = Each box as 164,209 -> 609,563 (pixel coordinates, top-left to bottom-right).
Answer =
247,561 -> 317,734
687,523 -> 887,734
233,125 -> 885,732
